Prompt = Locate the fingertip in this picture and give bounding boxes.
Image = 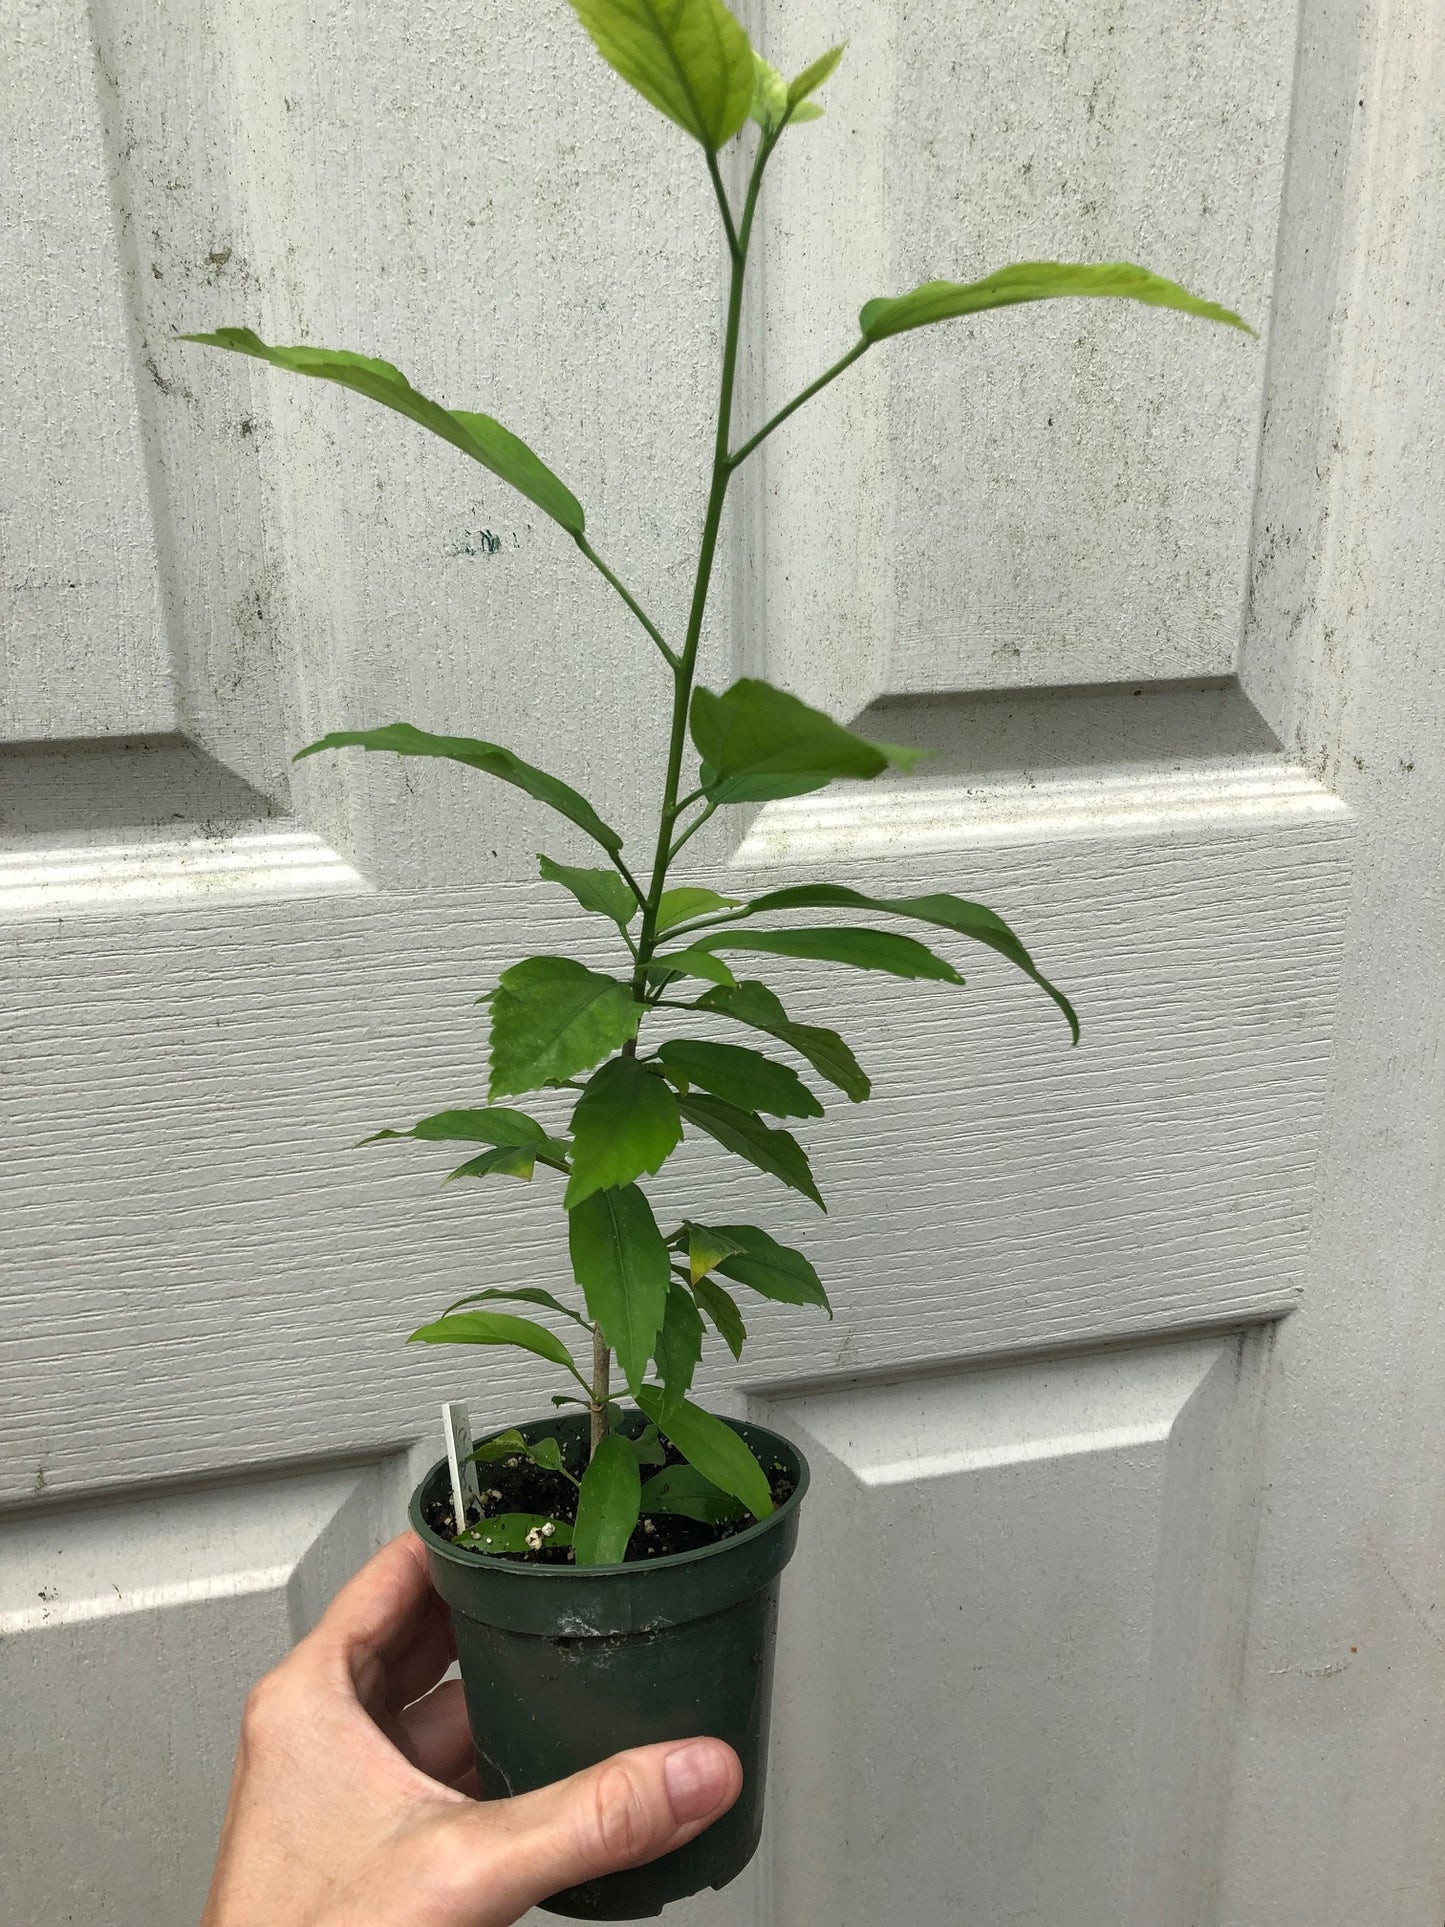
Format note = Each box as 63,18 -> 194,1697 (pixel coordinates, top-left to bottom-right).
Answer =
662,1739 -> 742,1828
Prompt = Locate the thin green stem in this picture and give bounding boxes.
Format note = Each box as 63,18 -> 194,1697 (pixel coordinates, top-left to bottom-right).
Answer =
705,149 -> 741,261
667,798 -> 718,863
606,850 -> 649,907
729,337 -> 872,469
574,534 -> 678,670
589,1322 -> 611,1459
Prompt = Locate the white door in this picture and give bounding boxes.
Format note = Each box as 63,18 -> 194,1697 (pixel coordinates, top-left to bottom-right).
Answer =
3,2 -> 1439,1923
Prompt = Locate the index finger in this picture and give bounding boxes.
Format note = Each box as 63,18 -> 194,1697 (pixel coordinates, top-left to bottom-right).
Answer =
301,1532 -> 449,1695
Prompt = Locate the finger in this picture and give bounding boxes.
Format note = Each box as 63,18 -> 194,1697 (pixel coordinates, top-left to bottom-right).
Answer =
299,1534 -> 440,1701
382,1598 -> 456,1716
454,1738 -> 742,1919
397,1678 -> 475,1788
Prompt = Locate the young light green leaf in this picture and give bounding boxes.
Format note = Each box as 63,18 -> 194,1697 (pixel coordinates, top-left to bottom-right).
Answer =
567,0 -> 755,150
654,1279 -> 705,1410
486,957 -> 641,1098
572,1433 -> 642,1566
696,926 -> 964,983
636,1389 -> 773,1518
709,1221 -> 831,1313
676,1093 -> 826,1209
445,1144 -> 539,1182
858,261 -> 1253,343
644,947 -> 739,990
675,1219 -> 747,1285
567,1183 -> 671,1394
657,1038 -> 823,1118
182,330 -> 586,531
692,1275 -> 747,1358
787,43 -> 845,110
441,1285 -> 590,1329
690,679 -> 926,804
655,886 -> 740,935
408,1311 -> 591,1389
295,724 -> 623,854
363,1105 -> 549,1149
741,884 -> 1079,1041
566,1058 -> 682,1207
749,52 -> 787,130
694,979 -> 871,1101
538,854 -> 638,927
640,1464 -> 747,1524
454,1513 -> 574,1554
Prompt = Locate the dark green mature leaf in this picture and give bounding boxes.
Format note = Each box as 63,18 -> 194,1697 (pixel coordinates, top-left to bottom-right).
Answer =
182,329 -> 586,530
657,1038 -> 823,1118
636,1390 -> 773,1518
567,0 -> 754,149
692,1275 -> 747,1358
445,1144 -> 539,1182
566,1058 -> 682,1207
538,854 -> 638,926
441,1285 -> 589,1329
363,1105 -> 548,1148
695,979 -> 871,1101
644,947 -> 738,989
572,1434 -> 642,1566
690,679 -> 926,804
295,724 -> 622,854
628,1422 -> 668,1469
697,926 -> 963,983
676,1093 -> 825,1209
454,1513 -> 573,1554
408,1311 -> 590,1389
472,1430 -> 574,1480
655,885 -> 739,935
742,884 -> 1079,1041
487,958 -> 641,1098
654,1279 -> 705,1409
709,1222 -> 831,1313
640,1464 -> 747,1524
567,1183 -> 671,1394
858,261 -> 1252,343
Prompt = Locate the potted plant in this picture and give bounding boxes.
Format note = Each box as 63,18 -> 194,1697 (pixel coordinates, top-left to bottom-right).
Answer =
186,2 -> 1247,1915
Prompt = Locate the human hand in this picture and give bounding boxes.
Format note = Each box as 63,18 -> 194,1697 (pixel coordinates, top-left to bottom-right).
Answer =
202,1532 -> 742,1926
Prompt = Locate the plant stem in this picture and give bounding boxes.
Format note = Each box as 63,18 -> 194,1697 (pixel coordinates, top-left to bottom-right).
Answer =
589,1321 -> 610,1458
574,533 -> 678,670
728,337 -> 872,469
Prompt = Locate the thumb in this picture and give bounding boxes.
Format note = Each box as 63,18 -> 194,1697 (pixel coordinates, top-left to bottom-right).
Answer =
467,1738 -> 742,1918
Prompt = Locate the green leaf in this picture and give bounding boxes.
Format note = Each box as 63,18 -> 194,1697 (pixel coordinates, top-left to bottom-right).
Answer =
538,854 -> 638,927
749,53 -> 787,130
676,1092 -> 825,1209
640,1464 -> 747,1524
486,958 -> 641,1098
566,1058 -> 682,1207
741,884 -> 1079,1041
657,1038 -> 823,1118
572,1434 -> 642,1566
695,979 -> 871,1101
654,1279 -> 705,1410
709,1221 -> 831,1313
696,926 -> 963,983
787,43 -> 845,110
408,1311 -> 590,1390
655,886 -> 740,935
690,678 -> 926,804
692,1275 -> 747,1358
441,1286 -> 590,1330
295,724 -> 623,854
471,1430 -> 574,1480
675,1220 -> 746,1285
454,1512 -> 574,1554
636,1389 -> 773,1518
567,1183 -> 671,1395
567,0 -> 755,150
858,260 -> 1253,344
644,947 -> 738,989
445,1144 -> 539,1182
362,1105 -> 549,1148
629,1422 -> 668,1469
181,329 -> 586,531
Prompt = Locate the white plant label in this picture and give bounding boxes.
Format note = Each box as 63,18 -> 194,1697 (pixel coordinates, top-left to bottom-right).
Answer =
442,1400 -> 480,1534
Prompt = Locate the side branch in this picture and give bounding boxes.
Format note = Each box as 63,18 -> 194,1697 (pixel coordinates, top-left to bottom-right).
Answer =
729,338 -> 873,468
575,533 -> 679,670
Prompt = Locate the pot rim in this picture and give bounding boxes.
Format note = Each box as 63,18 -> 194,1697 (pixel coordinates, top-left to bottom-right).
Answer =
409,1407 -> 809,1583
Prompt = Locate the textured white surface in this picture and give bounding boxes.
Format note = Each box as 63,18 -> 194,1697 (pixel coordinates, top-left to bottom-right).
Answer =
4,0 -> 1440,1919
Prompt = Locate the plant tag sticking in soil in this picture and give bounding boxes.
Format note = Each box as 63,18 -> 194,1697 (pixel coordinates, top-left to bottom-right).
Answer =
442,1400 -> 481,1533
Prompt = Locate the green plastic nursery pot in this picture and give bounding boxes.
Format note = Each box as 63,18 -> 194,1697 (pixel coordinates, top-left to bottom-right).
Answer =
409,1410 -> 809,1921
